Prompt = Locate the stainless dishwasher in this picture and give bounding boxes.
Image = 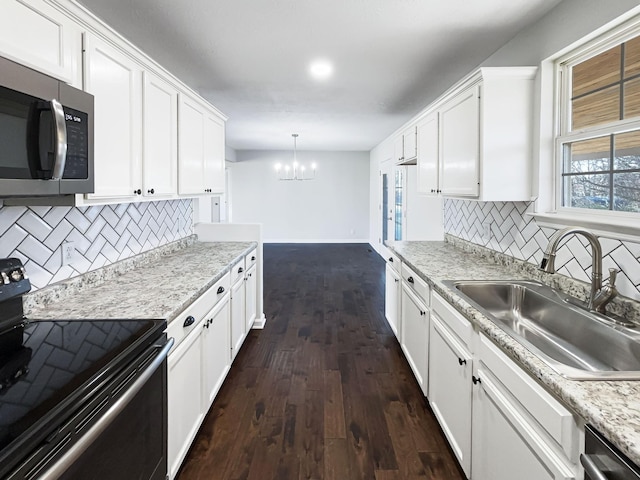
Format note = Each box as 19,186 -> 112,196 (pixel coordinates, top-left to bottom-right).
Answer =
582,425 -> 640,479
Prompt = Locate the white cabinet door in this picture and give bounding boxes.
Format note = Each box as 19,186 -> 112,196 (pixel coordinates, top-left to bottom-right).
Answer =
84,33 -> 142,199
385,264 -> 401,338
168,327 -> 204,480
245,264 -> 257,330
204,112 -> 225,194
178,93 -> 206,195
400,284 -> 429,396
0,0 -> 81,85
230,277 -> 246,359
471,367 -> 578,480
142,71 -> 177,197
440,85 -> 479,197
202,296 -> 230,407
429,315 -> 473,477
403,125 -> 417,161
394,135 -> 404,164
417,112 -> 439,195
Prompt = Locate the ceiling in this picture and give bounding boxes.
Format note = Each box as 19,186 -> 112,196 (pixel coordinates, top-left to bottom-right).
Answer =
77,0 -> 564,152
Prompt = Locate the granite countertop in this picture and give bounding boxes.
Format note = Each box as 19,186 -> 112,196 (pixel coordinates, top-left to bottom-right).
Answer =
388,240 -> 640,466
26,241 -> 256,324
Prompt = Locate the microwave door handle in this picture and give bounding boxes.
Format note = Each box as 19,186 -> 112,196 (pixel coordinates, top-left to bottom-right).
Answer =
50,99 -> 67,180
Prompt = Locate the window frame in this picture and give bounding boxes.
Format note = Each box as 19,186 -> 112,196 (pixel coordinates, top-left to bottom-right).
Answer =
532,10 -> 640,241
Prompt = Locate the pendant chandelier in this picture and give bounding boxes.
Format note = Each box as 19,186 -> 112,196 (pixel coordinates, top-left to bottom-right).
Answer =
275,134 -> 316,181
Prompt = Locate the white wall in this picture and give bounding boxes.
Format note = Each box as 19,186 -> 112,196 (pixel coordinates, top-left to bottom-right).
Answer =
230,150 -> 369,242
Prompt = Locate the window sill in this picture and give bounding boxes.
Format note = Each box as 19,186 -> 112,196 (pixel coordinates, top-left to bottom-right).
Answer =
529,210 -> 640,242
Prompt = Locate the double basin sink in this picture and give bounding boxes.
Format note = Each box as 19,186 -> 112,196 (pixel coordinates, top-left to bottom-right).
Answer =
444,280 -> 640,380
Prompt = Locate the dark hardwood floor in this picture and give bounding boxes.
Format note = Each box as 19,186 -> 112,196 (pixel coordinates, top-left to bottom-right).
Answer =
178,244 -> 465,480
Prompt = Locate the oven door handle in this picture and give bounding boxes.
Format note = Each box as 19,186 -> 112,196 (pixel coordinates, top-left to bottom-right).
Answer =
39,337 -> 175,480
581,453 -> 609,480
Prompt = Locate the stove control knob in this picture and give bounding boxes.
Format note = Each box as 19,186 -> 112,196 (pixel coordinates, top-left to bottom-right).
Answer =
9,269 -> 23,282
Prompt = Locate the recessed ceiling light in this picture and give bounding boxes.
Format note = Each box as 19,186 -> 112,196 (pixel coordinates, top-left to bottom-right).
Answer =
309,59 -> 333,80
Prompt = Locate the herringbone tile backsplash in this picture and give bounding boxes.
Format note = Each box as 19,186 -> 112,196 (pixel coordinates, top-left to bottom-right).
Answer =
0,199 -> 193,290
443,199 -> 640,302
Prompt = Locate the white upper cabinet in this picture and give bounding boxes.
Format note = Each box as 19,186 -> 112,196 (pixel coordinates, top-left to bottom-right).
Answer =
394,134 -> 404,164
204,112 -> 225,194
414,67 -> 536,201
403,125 -> 417,162
84,32 -> 142,199
440,85 -> 480,197
143,71 -> 178,197
417,112 -> 439,195
0,0 -> 81,86
178,94 -> 226,196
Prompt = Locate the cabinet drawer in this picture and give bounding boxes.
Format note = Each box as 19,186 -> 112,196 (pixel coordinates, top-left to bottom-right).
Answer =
401,263 -> 430,305
387,252 -> 401,273
432,292 -> 473,348
245,249 -> 257,270
478,333 -> 579,461
167,272 -> 230,349
230,258 -> 245,285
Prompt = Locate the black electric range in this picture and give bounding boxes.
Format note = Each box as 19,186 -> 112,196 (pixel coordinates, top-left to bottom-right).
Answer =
0,258 -> 169,480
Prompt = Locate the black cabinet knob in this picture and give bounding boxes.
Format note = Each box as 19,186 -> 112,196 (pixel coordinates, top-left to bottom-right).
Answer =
238,267 -> 244,273
134,189 -> 142,195
251,256 -> 256,261
147,188 -> 155,194
407,276 -> 414,284
458,358 -> 467,366
217,286 -> 225,294
183,315 -> 195,328
472,376 -> 481,385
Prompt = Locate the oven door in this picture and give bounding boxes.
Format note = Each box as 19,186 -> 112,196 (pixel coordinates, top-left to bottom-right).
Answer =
582,425 -> 640,480
7,338 -> 173,480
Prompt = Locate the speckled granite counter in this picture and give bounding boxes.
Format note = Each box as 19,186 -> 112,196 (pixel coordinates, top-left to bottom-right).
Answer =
388,239 -> 640,466
25,240 -> 256,324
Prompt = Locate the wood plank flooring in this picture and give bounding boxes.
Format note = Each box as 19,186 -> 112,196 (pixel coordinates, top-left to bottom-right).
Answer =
177,244 -> 465,480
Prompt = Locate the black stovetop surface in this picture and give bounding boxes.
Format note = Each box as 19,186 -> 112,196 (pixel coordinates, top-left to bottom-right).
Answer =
0,318 -> 165,461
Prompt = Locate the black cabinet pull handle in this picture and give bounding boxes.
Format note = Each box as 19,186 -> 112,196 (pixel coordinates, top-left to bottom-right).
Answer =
238,267 -> 244,273
407,276 -> 414,284
183,316 -> 195,328
217,286 -> 225,294
472,376 -> 481,385
458,358 -> 467,365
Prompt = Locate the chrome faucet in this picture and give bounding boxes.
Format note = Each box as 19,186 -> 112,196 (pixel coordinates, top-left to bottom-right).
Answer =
540,227 -> 618,313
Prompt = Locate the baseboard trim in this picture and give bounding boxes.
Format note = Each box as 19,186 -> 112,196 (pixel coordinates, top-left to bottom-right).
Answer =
251,313 -> 267,329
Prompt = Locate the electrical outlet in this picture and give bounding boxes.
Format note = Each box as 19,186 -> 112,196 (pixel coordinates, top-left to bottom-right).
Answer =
482,222 -> 492,241
61,241 -> 76,266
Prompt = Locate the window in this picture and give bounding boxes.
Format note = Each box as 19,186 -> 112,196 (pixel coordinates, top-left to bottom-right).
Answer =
557,31 -> 640,214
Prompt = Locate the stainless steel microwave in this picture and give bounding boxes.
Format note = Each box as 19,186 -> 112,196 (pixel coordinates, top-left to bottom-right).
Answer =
0,56 -> 93,198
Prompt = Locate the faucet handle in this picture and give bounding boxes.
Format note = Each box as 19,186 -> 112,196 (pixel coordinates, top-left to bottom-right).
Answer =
607,268 -> 619,286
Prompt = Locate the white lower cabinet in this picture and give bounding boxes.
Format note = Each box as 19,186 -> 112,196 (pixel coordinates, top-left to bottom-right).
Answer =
428,314 -> 473,477
167,272 -> 235,480
385,263 -> 401,337
202,297 -> 231,406
167,325 -> 203,479
400,283 -> 429,396
230,271 -> 246,359
245,263 -> 257,330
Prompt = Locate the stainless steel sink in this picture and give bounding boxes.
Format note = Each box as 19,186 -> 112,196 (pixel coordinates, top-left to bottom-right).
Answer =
443,280 -> 640,380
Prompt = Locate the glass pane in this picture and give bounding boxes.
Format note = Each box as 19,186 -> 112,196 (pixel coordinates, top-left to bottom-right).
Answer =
572,45 -> 621,97
563,174 -> 610,209
614,172 -> 640,212
624,35 -> 640,78
564,136 -> 610,173
614,130 -> 640,170
624,77 -> 640,119
572,85 -> 620,130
